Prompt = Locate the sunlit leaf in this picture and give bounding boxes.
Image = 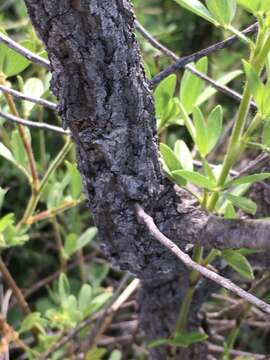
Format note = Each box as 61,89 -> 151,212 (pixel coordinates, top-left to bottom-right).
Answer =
222,249 -> 254,279
174,0 -> 217,25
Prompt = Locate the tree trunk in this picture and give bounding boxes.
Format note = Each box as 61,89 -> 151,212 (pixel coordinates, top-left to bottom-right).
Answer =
22,1 -> 270,358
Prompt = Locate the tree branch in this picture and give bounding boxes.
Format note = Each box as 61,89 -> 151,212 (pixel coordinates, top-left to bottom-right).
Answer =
135,204 -> 270,314
136,20 -> 256,109
145,22 -> 257,87
0,111 -> 70,135
0,84 -> 57,111
0,31 -> 50,69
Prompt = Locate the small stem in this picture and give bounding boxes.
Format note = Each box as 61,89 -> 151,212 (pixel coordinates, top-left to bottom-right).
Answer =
226,25 -> 252,46
51,217 -> 67,271
175,287 -> 195,335
178,102 -> 196,142
0,257 -> 30,316
244,113 -> 263,139
39,139 -> 73,194
208,32 -> 270,212
17,139 -> 73,228
26,197 -> 84,225
0,76 -> 39,193
77,249 -> 86,283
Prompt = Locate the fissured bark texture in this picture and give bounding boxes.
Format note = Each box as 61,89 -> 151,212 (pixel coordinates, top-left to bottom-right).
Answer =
22,1 -> 227,359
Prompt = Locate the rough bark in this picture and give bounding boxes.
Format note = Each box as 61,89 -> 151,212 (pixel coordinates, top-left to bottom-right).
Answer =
22,1 -> 269,359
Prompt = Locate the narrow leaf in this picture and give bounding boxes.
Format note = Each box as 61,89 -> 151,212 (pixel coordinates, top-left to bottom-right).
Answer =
196,70 -> 242,107
172,170 -> 216,190
160,143 -> 183,172
224,193 -> 257,215
193,107 -> 208,156
243,61 -> 264,110
174,0 -> 217,25
206,105 -> 223,153
180,57 -> 208,114
222,249 -> 254,279
174,140 -> 193,171
224,173 -> 270,188
206,0 -> 236,25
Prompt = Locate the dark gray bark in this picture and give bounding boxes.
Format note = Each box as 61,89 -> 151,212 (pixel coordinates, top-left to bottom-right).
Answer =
23,1 -> 269,359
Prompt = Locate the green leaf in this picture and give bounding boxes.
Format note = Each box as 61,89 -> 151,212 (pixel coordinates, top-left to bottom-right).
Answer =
154,75 -> 177,119
58,273 -> 70,303
63,233 -> 77,258
83,292 -> 112,317
174,332 -> 208,347
66,161 -> 83,199
0,213 -> 14,232
236,0 -> 262,15
262,119 -> 270,147
4,40 -> 35,77
0,142 -> 16,164
0,187 -> 7,210
222,249 -> 254,280
86,347 -> 107,360
108,350 -> 122,360
0,28 -> 8,72
174,0 -> 217,25
243,61 -> 264,110
23,77 -> 44,116
224,193 -> 257,215
206,105 -> 223,153
206,0 -> 236,25
224,202 -> 237,219
172,170 -> 216,190
224,173 -> 270,189
196,70 -> 242,107
19,312 -> 47,334
262,81 -> 270,117
11,129 -> 30,169
174,140 -> 193,171
193,107 -> 208,156
78,284 -> 93,315
76,227 -> 97,252
149,331 -> 208,348
180,57 -> 208,114
64,228 -> 97,258
160,143 -> 183,172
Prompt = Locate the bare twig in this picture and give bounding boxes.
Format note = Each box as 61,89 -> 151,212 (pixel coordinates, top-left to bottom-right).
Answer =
137,21 -> 258,87
207,342 -> 267,359
0,258 -> 30,316
136,21 -> 257,110
0,31 -> 50,69
0,77 -> 39,190
0,85 -> 57,111
0,111 -> 70,135
135,204 -> 270,314
84,278 -> 140,351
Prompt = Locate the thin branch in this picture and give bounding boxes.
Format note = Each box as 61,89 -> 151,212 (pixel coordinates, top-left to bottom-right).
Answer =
0,111 -> 70,135
135,204 -> 270,314
236,153 -> 269,178
136,21 -> 257,87
0,31 -> 50,69
0,85 -> 57,111
0,258 -> 30,316
136,21 -> 257,108
185,64 -> 257,110
84,278 -> 140,351
207,343 -> 267,359
0,77 -> 39,190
